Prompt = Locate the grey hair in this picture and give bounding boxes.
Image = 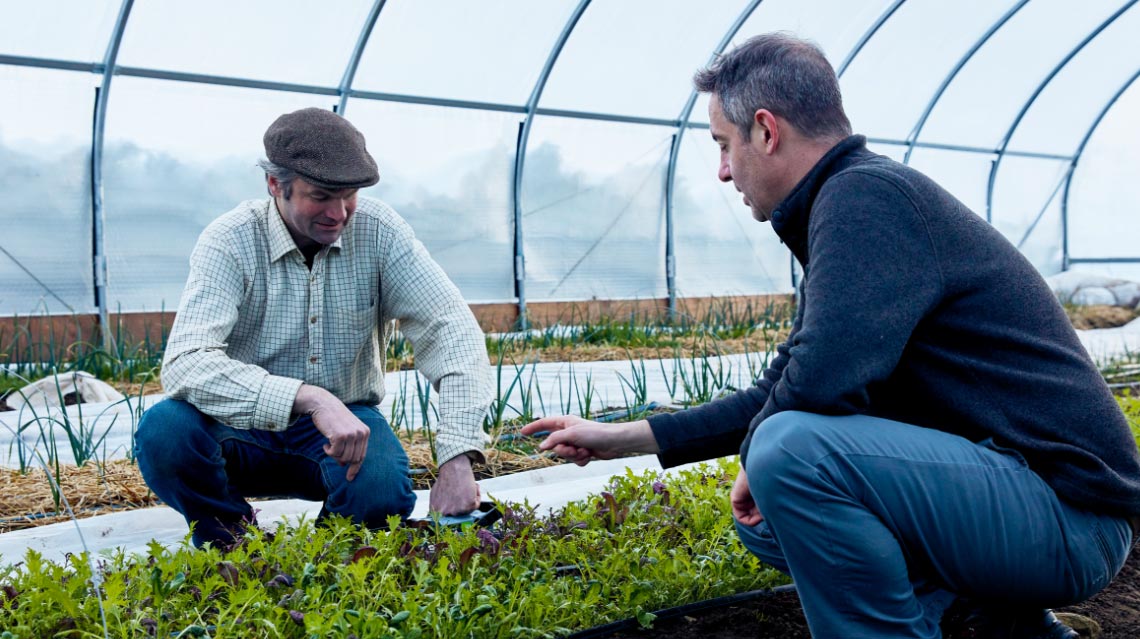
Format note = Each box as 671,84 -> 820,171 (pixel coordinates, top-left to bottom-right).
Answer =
257,158 -> 299,199
694,32 -> 852,142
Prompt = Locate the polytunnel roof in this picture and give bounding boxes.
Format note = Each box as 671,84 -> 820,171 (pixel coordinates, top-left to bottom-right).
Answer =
1,0 -> 1139,317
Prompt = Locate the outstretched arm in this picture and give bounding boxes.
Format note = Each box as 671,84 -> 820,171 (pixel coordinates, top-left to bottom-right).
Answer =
519,416 -> 659,466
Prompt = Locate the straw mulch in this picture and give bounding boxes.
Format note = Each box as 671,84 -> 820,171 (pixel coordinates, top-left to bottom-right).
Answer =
0,459 -> 158,533
1066,304 -> 1140,330
0,439 -> 563,534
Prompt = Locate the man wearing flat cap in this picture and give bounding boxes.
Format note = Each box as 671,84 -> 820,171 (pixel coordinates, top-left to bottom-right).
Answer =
135,107 -> 492,548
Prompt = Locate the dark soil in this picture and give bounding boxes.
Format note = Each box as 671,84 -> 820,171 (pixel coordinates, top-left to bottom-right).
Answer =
605,542 -> 1140,638
1062,541 -> 1140,639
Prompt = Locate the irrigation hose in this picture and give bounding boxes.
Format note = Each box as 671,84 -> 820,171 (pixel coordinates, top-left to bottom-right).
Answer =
564,584 -> 798,639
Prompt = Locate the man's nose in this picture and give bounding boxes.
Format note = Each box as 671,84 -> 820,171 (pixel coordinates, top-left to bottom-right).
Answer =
326,200 -> 348,221
718,162 -> 732,183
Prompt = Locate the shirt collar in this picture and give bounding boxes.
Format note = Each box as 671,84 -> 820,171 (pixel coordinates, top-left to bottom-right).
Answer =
265,197 -> 344,263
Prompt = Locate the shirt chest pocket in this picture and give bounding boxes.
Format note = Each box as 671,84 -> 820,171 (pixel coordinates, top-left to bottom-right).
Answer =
331,301 -> 379,340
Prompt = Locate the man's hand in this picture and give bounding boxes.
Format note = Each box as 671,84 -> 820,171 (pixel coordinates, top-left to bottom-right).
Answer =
430,454 -> 481,515
731,467 -> 763,526
295,385 -> 370,481
519,416 -> 659,466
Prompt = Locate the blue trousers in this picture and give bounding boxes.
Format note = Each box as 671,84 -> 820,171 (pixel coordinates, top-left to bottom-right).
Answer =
736,411 -> 1133,639
135,398 -> 415,547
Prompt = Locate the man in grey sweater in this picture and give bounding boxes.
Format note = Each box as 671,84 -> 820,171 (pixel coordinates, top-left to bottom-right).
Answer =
522,33 -> 1139,639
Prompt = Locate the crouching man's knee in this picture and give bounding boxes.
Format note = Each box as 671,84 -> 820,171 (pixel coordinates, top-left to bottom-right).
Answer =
323,460 -> 416,527
744,410 -> 839,509
135,398 -> 219,475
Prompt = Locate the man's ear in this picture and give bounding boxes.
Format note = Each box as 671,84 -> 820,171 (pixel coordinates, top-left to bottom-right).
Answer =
267,175 -> 282,197
753,109 -> 780,154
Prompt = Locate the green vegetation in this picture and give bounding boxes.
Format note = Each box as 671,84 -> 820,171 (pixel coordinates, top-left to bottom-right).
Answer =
1102,352 -> 1140,393
1118,392 -> 1140,445
1102,351 -> 1140,445
0,310 -> 166,397
485,299 -> 790,361
0,460 -> 787,638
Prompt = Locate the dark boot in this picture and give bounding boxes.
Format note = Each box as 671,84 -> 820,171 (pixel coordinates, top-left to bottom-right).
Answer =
943,603 -> 1080,639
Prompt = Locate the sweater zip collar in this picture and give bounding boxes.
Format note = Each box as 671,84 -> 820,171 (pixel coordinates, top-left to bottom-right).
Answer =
769,135 -> 868,265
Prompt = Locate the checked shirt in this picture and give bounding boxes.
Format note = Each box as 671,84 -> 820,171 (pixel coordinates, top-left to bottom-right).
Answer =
161,196 -> 492,465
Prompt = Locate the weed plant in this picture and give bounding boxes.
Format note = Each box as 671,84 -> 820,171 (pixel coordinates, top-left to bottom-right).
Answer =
412,374 -> 439,464
483,345 -> 525,438
388,373 -> 411,437
616,355 -> 648,408
0,459 -> 787,638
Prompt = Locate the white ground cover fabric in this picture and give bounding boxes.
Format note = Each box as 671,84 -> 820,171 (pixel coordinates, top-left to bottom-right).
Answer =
1046,271 -> 1140,309
1075,316 -> 1140,363
4,371 -> 125,411
0,454 -> 686,566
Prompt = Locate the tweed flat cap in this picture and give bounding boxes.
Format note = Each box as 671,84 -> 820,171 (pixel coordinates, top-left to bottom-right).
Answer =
264,107 -> 379,190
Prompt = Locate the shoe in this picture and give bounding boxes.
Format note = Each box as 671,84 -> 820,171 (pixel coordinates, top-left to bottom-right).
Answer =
942,603 -> 1079,639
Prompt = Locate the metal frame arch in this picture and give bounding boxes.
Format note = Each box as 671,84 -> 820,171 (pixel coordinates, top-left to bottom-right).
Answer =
0,52 -> 720,125
91,0 -> 135,350
902,0 -> 1029,165
662,0 -> 765,318
511,0 -> 592,329
336,0 -> 387,116
985,0 -> 1138,224
836,0 -> 908,78
1060,67 -> 1140,270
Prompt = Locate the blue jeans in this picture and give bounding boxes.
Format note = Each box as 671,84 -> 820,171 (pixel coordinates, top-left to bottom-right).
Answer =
135,398 -> 415,547
735,411 -> 1133,639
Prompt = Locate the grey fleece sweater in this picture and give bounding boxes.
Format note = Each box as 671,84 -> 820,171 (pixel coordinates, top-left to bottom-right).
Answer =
648,135 -> 1140,516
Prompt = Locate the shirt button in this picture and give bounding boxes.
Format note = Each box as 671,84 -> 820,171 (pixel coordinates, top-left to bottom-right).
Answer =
310,356 -> 318,363
310,316 -> 317,323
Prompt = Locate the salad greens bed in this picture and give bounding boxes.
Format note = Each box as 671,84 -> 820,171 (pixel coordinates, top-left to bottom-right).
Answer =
0,459 -> 788,638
